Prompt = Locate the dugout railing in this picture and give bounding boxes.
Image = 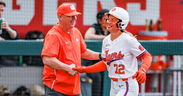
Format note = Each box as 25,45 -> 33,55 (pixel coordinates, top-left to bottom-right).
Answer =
0,40 -> 183,96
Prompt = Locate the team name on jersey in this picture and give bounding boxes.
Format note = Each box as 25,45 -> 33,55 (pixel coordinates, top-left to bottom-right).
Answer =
105,50 -> 124,62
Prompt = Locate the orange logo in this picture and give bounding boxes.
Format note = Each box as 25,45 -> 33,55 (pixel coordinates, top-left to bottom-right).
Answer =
138,45 -> 144,51
105,51 -> 124,62
111,8 -> 116,11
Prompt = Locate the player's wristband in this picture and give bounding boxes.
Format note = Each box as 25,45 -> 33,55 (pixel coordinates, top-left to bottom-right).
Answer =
99,53 -> 102,60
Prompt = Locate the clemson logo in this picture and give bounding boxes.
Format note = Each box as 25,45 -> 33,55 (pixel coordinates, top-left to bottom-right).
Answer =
138,45 -> 144,51
70,5 -> 76,10
111,8 -> 116,11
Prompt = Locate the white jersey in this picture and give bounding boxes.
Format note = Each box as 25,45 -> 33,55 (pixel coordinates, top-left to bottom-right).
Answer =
101,33 -> 146,78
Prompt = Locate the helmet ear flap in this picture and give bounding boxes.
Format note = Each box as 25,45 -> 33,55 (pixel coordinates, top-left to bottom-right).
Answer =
116,20 -> 125,30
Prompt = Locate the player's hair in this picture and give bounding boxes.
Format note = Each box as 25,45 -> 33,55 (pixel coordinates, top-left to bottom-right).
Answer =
116,19 -> 136,38
0,0 -> 6,7
123,30 -> 137,38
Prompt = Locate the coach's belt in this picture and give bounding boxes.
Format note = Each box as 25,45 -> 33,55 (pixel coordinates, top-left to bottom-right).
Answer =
111,75 -> 136,82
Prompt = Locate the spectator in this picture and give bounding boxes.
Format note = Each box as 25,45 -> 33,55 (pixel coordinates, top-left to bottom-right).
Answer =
83,9 -> 109,96
24,31 -> 44,40
41,3 -> 101,96
23,31 -> 44,66
0,0 -> 19,66
85,9 -> 109,40
0,0 -> 18,40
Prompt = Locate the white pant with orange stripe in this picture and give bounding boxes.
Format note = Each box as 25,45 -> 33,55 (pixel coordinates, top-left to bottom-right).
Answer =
110,77 -> 139,96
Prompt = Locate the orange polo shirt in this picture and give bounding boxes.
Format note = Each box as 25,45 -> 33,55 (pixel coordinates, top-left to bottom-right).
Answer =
41,23 -> 87,95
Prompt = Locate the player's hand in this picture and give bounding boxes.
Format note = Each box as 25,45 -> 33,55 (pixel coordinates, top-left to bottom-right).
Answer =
136,69 -> 146,83
67,64 -> 78,75
72,66 -> 86,73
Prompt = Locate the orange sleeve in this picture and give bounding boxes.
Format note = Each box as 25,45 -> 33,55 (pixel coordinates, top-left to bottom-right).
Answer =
138,52 -> 152,72
72,28 -> 87,53
84,60 -> 107,73
41,33 -> 60,57
79,30 -> 87,53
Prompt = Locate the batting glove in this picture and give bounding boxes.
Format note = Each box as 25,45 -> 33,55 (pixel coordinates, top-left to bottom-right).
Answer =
136,69 -> 146,83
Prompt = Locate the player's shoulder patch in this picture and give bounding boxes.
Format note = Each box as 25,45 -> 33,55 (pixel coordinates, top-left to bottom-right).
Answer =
138,45 -> 145,51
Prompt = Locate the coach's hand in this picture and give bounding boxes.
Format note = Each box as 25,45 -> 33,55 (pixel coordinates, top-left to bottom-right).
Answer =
72,66 -> 86,73
67,64 -> 78,75
136,69 -> 146,83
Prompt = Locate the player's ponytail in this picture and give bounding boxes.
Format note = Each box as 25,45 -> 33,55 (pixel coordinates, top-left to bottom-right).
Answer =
124,30 -> 137,38
116,19 -> 136,38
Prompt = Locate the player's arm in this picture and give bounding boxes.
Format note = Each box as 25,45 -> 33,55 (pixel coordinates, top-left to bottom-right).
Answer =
85,27 -> 106,40
136,52 -> 152,83
138,52 -> 152,72
81,49 -> 101,60
42,56 -> 77,75
73,60 -> 107,73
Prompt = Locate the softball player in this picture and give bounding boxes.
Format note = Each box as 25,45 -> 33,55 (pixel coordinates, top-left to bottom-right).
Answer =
73,7 -> 152,96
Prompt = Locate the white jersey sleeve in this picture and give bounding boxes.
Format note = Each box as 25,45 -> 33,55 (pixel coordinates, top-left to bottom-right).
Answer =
127,37 -> 146,58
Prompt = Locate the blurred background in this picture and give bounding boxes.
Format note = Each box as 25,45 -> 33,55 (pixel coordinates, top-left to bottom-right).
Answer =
0,0 -> 183,96
3,0 -> 183,39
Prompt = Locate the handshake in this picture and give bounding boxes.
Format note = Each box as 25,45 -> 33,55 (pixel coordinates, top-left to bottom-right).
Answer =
67,64 -> 87,76
67,61 -> 107,75
72,66 -> 87,73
